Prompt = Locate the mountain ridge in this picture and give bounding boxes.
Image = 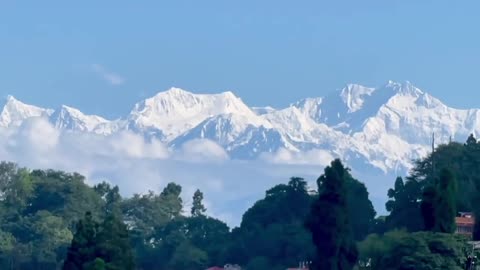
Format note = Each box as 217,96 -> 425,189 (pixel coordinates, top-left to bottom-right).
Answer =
1,81 -> 477,175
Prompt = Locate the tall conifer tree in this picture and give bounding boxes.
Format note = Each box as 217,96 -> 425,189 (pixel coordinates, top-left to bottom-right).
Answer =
434,168 -> 457,233
63,212 -> 99,270
306,159 -> 358,270
191,189 -> 207,217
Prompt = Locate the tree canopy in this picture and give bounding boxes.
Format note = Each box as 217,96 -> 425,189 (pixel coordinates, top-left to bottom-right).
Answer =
1,133 -> 480,270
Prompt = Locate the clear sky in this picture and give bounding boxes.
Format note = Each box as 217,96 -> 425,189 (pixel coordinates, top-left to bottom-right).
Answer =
1,1 -> 479,119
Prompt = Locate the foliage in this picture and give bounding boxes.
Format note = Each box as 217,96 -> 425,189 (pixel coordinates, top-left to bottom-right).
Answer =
95,213 -> 135,270
1,139 -> 479,270
420,184 -> 436,231
358,230 -> 470,270
191,189 -> 207,217
306,159 -> 358,270
385,177 -> 423,232
63,211 -> 99,270
0,163 -> 104,269
222,177 -> 315,270
345,173 -> 376,241
410,140 -> 476,213
433,168 -> 457,233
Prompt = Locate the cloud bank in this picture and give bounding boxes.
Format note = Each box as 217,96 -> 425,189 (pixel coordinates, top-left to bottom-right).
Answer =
0,117 -> 390,226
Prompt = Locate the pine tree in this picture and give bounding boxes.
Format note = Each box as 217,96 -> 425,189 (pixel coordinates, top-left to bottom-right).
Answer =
95,213 -> 135,270
305,159 -> 358,270
420,184 -> 436,231
420,169 -> 457,233
434,168 -> 457,233
384,177 -> 423,232
63,212 -> 99,270
191,189 -> 207,217
63,211 -> 135,270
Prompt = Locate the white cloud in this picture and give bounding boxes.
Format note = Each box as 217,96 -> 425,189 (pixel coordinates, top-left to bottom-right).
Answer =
91,64 -> 125,86
260,147 -> 335,166
0,121 -> 390,227
175,139 -> 229,163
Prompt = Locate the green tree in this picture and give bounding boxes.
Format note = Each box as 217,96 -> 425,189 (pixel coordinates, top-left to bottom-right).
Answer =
191,189 -> 207,217
305,159 -> 358,270
63,212 -> 99,270
94,182 -> 122,216
183,216 -> 230,266
95,213 -> 135,270
433,168 -> 457,233
385,177 -> 423,232
30,211 -> 73,267
168,241 -> 208,270
89,258 -> 106,270
246,256 -> 271,270
420,184 -> 436,231
223,177 -> 315,269
27,170 -> 104,226
123,182 -> 184,269
358,231 -> 469,270
345,175 -> 376,241
411,142 -> 471,211
0,229 -> 16,268
421,168 -> 457,233
160,183 -> 183,217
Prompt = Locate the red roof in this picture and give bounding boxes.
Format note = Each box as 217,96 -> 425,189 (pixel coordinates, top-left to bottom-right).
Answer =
206,267 -> 224,270
456,216 -> 475,226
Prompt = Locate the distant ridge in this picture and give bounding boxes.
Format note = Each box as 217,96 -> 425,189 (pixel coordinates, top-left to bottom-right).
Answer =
2,81 -> 479,174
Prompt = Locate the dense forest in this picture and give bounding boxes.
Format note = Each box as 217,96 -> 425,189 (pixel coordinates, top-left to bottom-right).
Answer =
2,135 -> 480,270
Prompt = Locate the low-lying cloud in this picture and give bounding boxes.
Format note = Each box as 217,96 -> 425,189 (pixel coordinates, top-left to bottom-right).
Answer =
0,117 -> 390,226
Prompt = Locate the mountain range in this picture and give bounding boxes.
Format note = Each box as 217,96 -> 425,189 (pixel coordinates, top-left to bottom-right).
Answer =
2,81 -> 478,176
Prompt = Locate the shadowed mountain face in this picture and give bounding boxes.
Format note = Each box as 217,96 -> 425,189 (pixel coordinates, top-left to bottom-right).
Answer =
1,81 -> 478,175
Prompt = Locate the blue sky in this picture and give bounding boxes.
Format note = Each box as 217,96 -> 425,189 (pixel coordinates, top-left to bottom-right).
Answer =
1,1 -> 479,119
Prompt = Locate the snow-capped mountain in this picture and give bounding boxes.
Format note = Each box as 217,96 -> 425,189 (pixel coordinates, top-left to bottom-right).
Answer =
49,105 -> 111,133
0,96 -> 53,128
125,87 -> 256,141
1,81 -> 478,175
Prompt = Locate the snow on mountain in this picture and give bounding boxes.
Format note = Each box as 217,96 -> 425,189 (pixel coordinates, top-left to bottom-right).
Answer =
252,106 -> 276,115
0,96 -> 53,127
126,87 -> 257,141
292,97 -> 323,121
2,81 -> 480,175
171,113 -> 271,146
262,105 -> 351,155
169,112 -> 293,158
355,81 -> 480,147
49,105 -> 112,133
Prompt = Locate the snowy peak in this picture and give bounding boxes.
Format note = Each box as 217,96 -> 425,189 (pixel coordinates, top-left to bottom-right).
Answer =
377,81 -> 446,113
339,84 -> 376,113
127,87 -> 257,140
252,106 -> 276,115
292,97 -> 323,120
49,105 -> 110,132
2,81 -> 480,175
0,95 -> 52,127
383,80 -> 423,96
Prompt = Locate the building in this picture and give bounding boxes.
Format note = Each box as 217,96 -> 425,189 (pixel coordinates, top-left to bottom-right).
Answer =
206,264 -> 241,270
456,212 -> 475,238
